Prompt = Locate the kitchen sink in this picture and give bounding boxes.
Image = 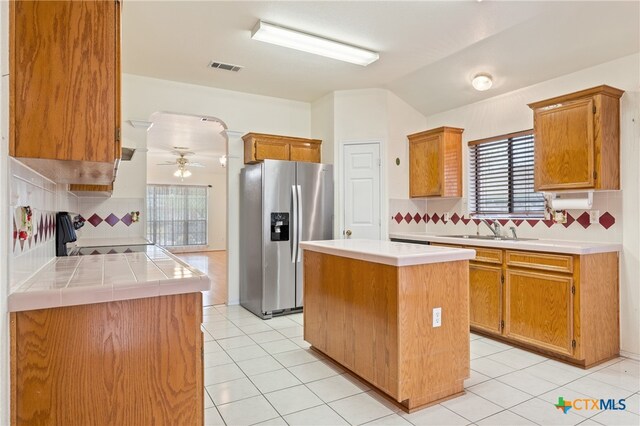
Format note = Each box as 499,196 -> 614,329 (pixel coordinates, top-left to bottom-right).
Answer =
439,234 -> 538,241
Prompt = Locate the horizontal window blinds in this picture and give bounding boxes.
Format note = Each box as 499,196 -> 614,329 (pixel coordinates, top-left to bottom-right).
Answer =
146,184 -> 208,246
469,131 -> 545,218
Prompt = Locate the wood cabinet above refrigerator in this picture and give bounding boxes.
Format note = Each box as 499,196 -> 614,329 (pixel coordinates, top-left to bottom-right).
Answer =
243,133 -> 322,164
9,0 -> 121,185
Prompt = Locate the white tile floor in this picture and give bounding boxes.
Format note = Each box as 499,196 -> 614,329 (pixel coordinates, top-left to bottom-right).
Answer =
203,305 -> 640,426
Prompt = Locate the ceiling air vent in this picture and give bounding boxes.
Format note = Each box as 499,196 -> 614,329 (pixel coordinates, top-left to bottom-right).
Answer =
208,61 -> 243,72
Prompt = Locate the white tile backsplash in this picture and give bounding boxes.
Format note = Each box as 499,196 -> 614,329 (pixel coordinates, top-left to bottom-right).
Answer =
76,197 -> 145,240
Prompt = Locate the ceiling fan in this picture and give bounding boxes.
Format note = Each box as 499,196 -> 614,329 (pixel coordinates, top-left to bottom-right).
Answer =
156,151 -> 205,180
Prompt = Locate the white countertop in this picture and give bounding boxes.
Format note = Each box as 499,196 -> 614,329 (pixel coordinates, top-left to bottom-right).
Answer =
300,239 -> 475,267
388,232 -> 622,255
9,245 -> 211,312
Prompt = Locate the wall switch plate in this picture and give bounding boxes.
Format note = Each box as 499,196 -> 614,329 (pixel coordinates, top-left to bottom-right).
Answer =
590,210 -> 600,224
443,213 -> 450,223
433,307 -> 442,328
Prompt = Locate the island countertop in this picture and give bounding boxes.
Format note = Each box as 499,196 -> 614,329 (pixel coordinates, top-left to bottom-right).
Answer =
388,232 -> 622,255
300,239 -> 475,267
8,245 -> 211,312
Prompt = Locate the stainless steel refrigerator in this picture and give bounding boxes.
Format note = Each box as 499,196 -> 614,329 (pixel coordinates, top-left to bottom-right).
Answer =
240,160 -> 333,319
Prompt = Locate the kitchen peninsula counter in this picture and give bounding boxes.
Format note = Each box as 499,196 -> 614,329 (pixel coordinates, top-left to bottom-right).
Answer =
300,239 -> 475,412
9,245 -> 209,425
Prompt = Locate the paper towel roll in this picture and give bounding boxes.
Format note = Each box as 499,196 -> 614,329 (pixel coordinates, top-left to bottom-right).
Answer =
550,196 -> 593,210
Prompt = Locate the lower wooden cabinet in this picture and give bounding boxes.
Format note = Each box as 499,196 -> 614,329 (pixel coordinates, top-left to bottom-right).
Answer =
430,243 -> 619,367
504,269 -> 574,356
469,263 -> 502,335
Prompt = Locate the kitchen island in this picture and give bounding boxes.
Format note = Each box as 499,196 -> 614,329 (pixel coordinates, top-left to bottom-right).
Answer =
300,239 -> 475,412
9,245 -> 210,425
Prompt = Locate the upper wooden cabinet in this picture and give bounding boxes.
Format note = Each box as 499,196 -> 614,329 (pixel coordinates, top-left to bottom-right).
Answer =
243,133 -> 321,164
528,85 -> 624,191
10,0 -> 121,185
408,127 -> 463,198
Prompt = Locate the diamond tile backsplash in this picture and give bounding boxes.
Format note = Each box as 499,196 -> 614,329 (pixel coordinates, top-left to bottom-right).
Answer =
76,197 -> 145,240
9,159 -> 79,290
389,191 -> 622,243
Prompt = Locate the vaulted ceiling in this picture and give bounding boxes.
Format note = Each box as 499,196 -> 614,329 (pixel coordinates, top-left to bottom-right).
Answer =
123,1 -> 639,116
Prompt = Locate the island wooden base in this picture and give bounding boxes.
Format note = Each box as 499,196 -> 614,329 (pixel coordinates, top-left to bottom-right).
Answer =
10,293 -> 203,426
304,251 -> 470,412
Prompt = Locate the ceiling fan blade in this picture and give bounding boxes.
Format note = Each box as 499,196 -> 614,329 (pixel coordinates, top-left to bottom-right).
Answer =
155,163 -> 176,166
189,163 -> 206,167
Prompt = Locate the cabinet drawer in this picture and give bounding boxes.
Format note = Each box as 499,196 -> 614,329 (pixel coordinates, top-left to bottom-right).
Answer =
470,247 -> 503,265
506,250 -> 573,274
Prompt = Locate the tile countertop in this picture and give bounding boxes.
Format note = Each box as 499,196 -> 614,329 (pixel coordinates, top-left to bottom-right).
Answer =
73,236 -> 152,247
388,232 -> 622,255
300,239 -> 475,267
8,245 -> 211,312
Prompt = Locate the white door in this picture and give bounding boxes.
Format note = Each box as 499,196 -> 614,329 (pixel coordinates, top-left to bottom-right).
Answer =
343,143 -> 381,240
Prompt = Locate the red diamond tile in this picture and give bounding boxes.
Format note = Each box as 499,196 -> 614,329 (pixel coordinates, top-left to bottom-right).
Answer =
404,213 -> 412,223
105,213 -> 120,227
413,213 -> 422,223
526,219 -> 539,227
38,215 -> 44,237
562,213 -> 575,228
121,213 -> 133,226
451,213 -> 460,225
576,212 -> 591,229
473,219 -> 481,225
461,216 -> 471,225
542,219 -> 555,228
394,213 -> 403,224
512,219 -> 524,227
88,213 -> 103,227
599,212 -> 615,229
498,219 -> 509,226
431,214 -> 440,224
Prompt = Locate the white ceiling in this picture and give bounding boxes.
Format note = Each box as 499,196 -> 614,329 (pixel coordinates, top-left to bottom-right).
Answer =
146,112 -> 227,176
122,1 -> 639,116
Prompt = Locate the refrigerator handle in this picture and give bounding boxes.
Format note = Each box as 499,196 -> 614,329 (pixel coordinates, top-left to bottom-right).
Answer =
296,184 -> 302,263
291,185 -> 298,263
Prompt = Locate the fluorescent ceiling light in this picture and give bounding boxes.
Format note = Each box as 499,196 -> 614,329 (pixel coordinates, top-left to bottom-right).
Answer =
472,73 -> 493,91
251,21 -> 379,66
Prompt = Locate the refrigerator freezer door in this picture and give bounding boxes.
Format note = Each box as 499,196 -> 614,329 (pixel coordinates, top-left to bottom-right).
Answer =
295,162 -> 334,307
262,160 -> 297,313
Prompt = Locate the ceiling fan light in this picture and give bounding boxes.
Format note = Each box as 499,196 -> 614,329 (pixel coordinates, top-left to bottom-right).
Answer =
219,155 -> 227,167
173,169 -> 182,177
472,73 -> 493,91
182,170 -> 192,178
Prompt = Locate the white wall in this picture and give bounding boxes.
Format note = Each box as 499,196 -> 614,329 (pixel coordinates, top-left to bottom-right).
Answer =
311,92 -> 335,164
122,74 -> 312,304
147,165 -> 227,251
417,54 -> 640,357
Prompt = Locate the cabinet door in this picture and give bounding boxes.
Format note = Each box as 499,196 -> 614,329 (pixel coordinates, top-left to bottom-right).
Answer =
12,1 -> 119,163
409,134 -> 442,197
254,140 -> 290,161
505,269 -> 574,356
534,98 -> 595,190
469,263 -> 503,335
290,144 -> 320,163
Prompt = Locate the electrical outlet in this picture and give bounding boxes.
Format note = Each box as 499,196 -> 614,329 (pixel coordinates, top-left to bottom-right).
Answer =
432,307 -> 442,328
443,213 -> 450,223
590,210 -> 600,224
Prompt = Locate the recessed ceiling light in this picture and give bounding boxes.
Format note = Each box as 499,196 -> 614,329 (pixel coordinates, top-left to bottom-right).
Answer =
251,20 -> 379,66
472,73 -> 493,91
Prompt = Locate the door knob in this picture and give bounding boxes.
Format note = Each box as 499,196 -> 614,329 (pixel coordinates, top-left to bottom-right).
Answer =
345,230 -> 352,237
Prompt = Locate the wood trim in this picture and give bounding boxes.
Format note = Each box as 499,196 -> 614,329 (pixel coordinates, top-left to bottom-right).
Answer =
407,126 -> 464,140
527,85 -> 624,109
114,0 -> 122,160
242,132 -> 321,145
468,129 -> 533,147
8,0 -> 15,156
505,250 -> 573,274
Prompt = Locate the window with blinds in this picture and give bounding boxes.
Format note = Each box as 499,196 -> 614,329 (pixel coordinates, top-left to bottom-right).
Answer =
146,184 -> 208,246
468,130 -> 545,218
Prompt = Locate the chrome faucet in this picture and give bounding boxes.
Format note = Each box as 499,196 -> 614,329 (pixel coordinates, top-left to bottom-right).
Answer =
481,219 -> 501,237
510,226 -> 518,240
